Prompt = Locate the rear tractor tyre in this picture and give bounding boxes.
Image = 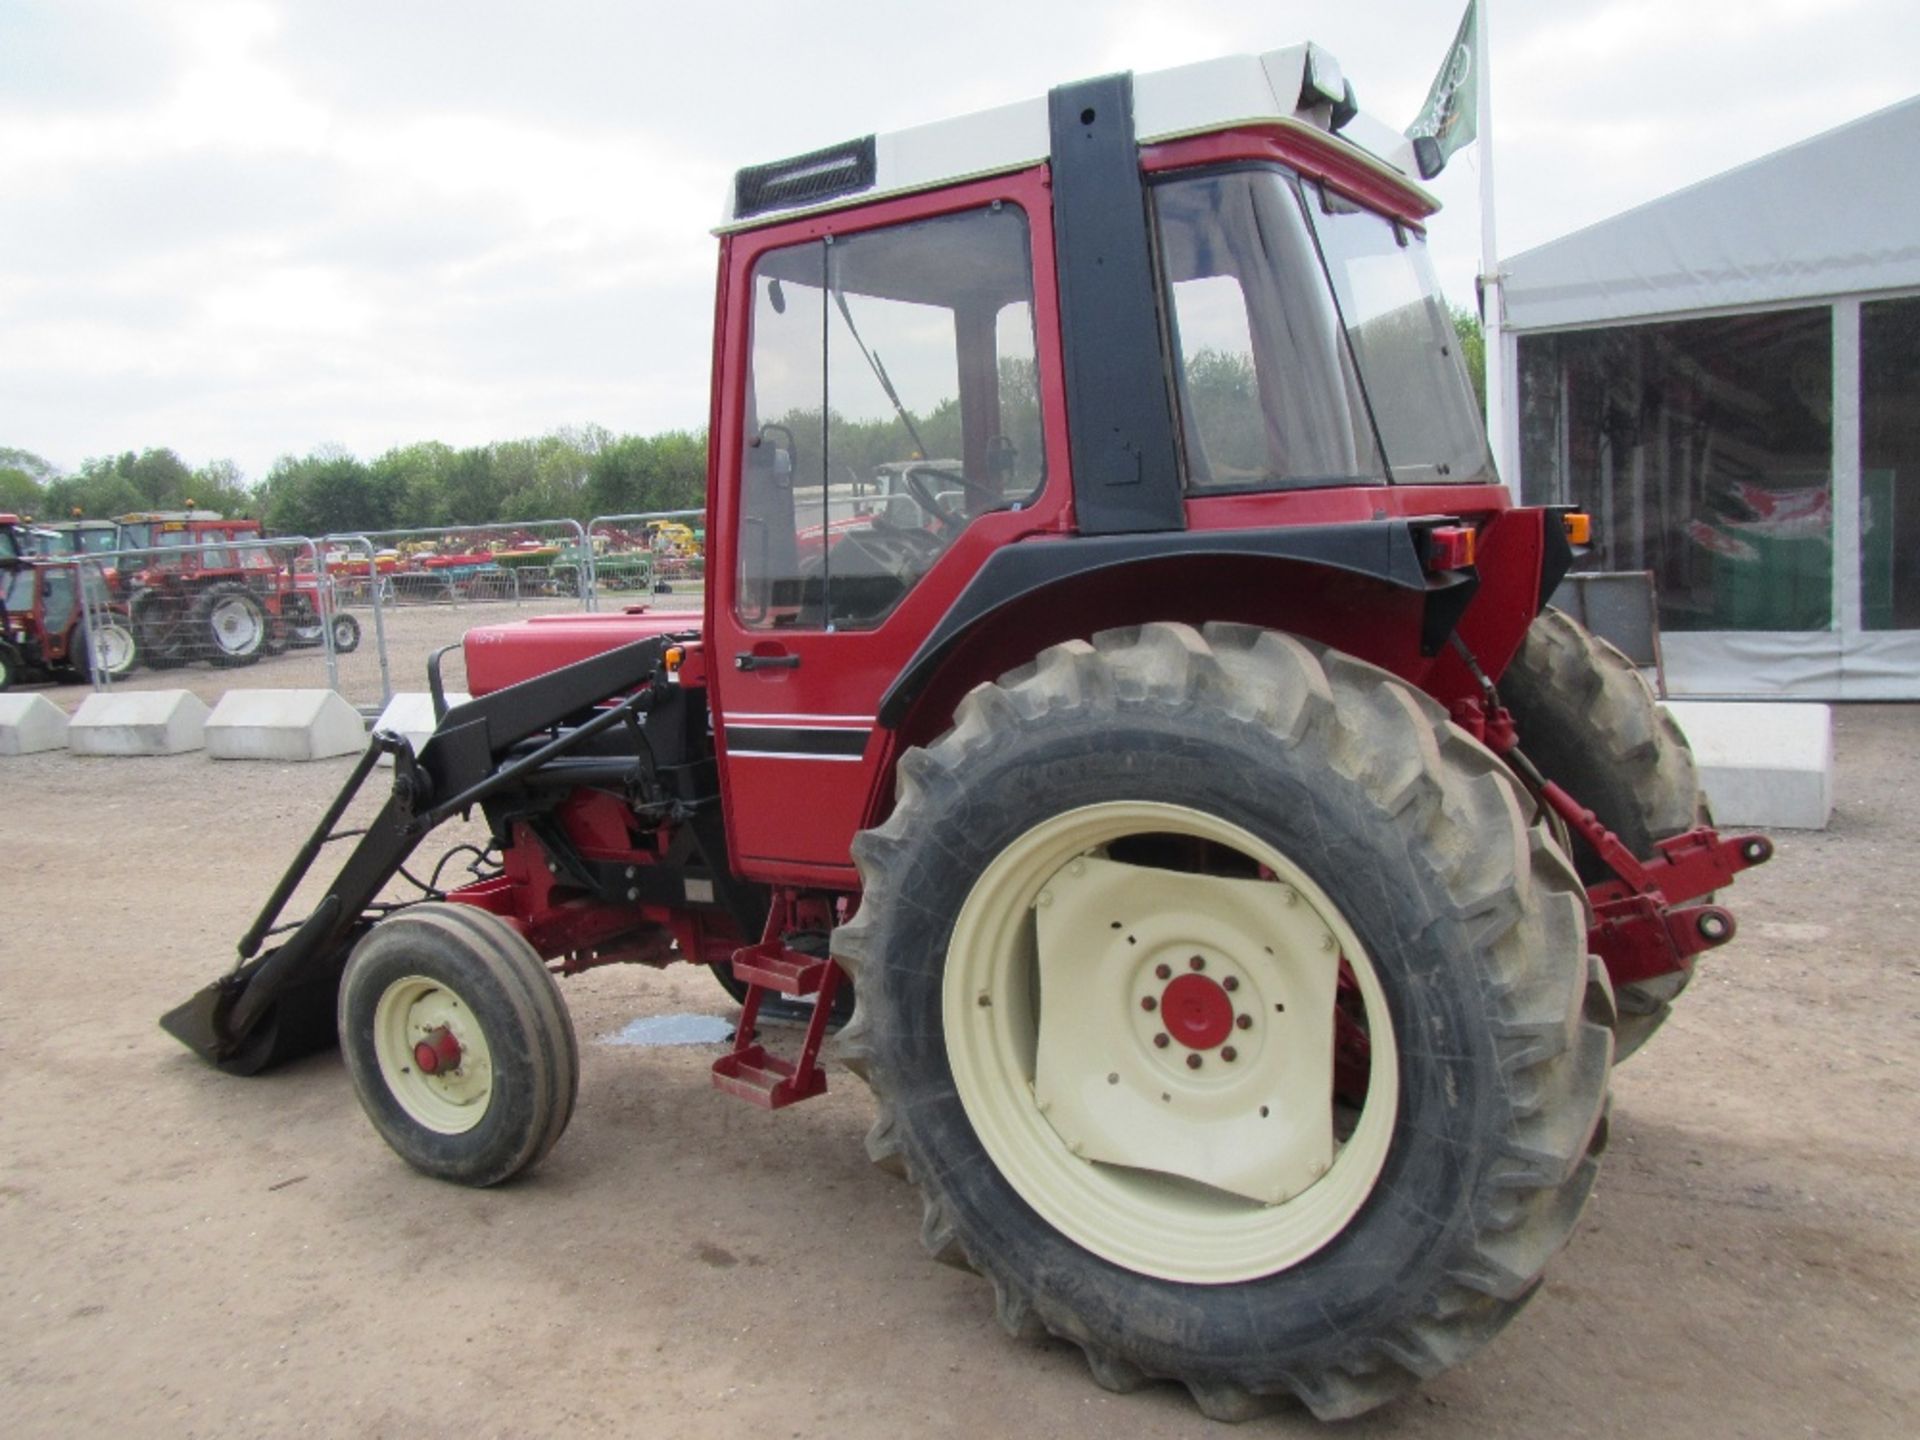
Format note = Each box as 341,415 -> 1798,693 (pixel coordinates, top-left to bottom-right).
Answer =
832,622 -> 1612,1421
339,903 -> 579,1187
131,588 -> 190,670
196,583 -> 269,668
1499,607 -> 1708,1060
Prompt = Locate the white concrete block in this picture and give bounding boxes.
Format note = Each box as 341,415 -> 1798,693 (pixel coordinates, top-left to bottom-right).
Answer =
1663,701 -> 1833,831
371,690 -> 467,765
68,689 -> 210,756
0,693 -> 71,755
205,689 -> 367,762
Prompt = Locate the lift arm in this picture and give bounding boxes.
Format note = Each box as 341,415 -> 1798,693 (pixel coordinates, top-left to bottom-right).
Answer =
160,634 -> 691,1074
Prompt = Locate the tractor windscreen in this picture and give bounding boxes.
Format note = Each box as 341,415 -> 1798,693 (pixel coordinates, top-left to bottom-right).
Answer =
1304,181 -> 1492,486
1153,168 -> 1490,491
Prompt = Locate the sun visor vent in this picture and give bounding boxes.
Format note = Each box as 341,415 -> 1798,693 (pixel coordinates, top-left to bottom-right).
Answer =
734,137 -> 878,219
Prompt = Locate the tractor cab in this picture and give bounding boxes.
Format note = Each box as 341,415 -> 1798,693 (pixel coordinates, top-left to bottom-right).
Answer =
116,511 -> 272,582
0,554 -> 139,689
36,519 -> 122,559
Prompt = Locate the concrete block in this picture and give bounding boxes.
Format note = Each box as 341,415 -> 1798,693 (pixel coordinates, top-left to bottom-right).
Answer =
68,689 -> 210,756
205,689 -> 367,762
1663,701 -> 1833,831
371,690 -> 467,766
0,693 -> 71,755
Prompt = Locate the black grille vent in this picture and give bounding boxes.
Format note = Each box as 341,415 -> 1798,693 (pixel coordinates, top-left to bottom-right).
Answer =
733,136 -> 877,219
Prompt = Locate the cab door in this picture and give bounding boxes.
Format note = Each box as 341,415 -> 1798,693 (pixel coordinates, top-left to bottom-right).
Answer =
707,172 -> 1065,880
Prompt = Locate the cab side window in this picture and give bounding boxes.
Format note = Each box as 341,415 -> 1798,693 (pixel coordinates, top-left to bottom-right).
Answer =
737,204 -> 1044,631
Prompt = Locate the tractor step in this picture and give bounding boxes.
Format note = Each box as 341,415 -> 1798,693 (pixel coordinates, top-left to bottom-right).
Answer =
728,942 -> 831,995
711,1042 -> 830,1109
711,939 -> 843,1111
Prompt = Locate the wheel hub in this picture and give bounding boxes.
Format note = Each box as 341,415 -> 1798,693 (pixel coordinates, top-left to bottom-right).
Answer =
372,977 -> 493,1132
1156,971 -> 1235,1051
412,1026 -> 463,1075
1031,855 -> 1341,1206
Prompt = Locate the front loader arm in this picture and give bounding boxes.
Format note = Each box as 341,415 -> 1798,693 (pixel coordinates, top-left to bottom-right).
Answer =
161,634 -> 691,1074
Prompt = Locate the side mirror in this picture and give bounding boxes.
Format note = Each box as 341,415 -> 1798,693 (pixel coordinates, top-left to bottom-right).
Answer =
1412,136 -> 1446,181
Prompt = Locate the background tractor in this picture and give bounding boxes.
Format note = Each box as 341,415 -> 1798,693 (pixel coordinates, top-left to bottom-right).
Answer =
115,511 -> 359,669
163,46 -> 1770,1421
0,516 -> 139,688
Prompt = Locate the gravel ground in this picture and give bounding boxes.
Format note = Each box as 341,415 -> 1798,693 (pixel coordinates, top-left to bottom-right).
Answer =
0,699 -> 1914,1438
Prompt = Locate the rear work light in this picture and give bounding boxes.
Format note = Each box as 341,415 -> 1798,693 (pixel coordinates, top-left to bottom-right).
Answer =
1425,525 -> 1477,572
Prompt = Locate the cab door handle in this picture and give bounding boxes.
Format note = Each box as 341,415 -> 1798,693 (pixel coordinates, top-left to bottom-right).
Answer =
735,652 -> 801,672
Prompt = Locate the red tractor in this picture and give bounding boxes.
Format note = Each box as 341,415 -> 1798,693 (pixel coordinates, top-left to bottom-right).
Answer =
116,511 -> 360,668
1,514 -> 141,687
164,47 -> 1769,1420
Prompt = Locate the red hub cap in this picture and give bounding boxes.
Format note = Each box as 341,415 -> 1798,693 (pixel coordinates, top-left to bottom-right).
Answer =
413,1026 -> 462,1075
1159,973 -> 1235,1051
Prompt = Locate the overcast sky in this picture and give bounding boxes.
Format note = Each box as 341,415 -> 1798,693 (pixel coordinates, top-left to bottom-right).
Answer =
4,0 -> 1916,483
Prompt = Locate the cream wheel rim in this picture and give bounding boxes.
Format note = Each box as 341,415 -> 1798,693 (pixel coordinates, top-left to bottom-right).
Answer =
93,623 -> 136,674
209,596 -> 263,654
372,975 -> 495,1134
943,801 -> 1399,1285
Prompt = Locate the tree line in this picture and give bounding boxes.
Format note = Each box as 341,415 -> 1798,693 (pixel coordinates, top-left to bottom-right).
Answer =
0,425 -> 709,539
2,314 -> 1483,540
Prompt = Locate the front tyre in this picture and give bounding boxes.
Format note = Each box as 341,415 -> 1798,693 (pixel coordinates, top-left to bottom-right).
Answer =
1499,608 -> 1708,1059
339,904 -> 579,1186
832,623 -> 1611,1420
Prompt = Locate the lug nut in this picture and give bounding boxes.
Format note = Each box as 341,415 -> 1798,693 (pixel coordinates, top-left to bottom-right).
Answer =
1186,1053 -> 1202,1070
1140,996 -> 1157,1012
1221,1046 -> 1237,1063
1236,1014 -> 1253,1030
1154,963 -> 1172,981
1153,1033 -> 1170,1049
1189,955 -> 1206,971
1222,976 -> 1239,992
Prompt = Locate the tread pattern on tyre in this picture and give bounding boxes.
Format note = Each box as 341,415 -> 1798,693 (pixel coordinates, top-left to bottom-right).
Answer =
1500,608 -> 1707,1058
830,622 -> 1612,1420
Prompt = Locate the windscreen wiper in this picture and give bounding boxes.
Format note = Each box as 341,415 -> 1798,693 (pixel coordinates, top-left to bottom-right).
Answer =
831,284 -> 930,462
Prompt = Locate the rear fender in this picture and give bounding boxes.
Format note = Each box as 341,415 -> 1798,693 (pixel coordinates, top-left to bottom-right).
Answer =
878,507 -> 1569,800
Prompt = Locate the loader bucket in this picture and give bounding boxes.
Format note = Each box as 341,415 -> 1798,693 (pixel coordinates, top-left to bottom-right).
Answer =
160,948 -> 349,1075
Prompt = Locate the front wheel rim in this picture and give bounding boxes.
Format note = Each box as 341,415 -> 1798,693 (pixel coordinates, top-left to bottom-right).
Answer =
371,975 -> 495,1134
944,801 -> 1399,1285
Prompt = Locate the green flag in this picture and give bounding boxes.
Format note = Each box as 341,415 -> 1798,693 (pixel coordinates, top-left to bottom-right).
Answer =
1407,2 -> 1477,176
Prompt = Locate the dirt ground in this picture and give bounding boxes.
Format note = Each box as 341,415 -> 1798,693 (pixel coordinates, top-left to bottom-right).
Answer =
2,704 -> 1915,1438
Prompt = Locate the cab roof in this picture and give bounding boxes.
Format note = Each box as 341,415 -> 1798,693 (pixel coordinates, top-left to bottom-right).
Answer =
720,43 -> 1434,233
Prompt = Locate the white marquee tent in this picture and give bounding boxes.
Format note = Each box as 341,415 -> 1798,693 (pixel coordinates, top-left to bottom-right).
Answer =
1494,95 -> 1920,698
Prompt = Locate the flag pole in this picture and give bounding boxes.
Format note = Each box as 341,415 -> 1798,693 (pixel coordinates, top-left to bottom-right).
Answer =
1475,1 -> 1512,480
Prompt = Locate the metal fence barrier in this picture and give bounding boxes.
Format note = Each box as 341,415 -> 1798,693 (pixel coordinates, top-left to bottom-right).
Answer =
37,512 -> 714,715
67,533 -> 387,703
584,509 -> 705,614
317,520 -> 598,707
